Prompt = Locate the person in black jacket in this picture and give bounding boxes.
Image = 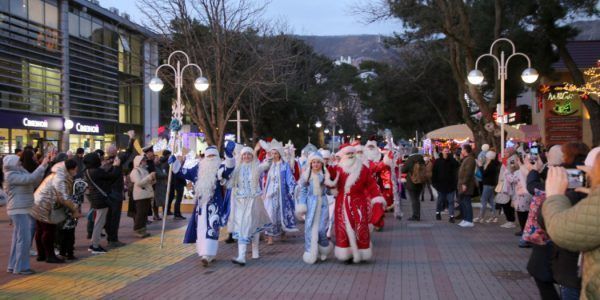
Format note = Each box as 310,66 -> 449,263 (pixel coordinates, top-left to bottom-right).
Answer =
83,153 -> 121,254
432,147 -> 459,222
474,151 -> 500,223
102,140 -> 133,248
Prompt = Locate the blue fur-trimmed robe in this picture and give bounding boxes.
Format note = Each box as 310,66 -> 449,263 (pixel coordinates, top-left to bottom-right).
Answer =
297,171 -> 332,264
263,161 -> 298,236
182,159 -> 234,257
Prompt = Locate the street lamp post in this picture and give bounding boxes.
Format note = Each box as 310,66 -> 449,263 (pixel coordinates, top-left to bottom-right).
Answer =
149,50 -> 209,248
467,38 -> 538,159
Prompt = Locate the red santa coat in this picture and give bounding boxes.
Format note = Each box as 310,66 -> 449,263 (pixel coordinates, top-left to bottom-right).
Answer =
333,161 -> 385,263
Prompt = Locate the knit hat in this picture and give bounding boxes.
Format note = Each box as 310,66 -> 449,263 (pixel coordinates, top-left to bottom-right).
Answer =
481,144 -> 490,152
485,151 -> 496,161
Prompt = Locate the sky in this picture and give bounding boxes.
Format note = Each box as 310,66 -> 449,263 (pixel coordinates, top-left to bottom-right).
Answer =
98,0 -> 402,36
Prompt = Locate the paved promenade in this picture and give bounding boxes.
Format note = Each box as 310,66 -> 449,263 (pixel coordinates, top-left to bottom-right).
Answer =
0,200 -> 539,299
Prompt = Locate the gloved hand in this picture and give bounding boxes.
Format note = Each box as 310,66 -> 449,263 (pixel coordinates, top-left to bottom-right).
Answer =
224,141 -> 236,158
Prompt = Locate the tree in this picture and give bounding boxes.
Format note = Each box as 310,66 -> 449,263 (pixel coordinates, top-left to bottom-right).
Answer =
140,0 -> 298,148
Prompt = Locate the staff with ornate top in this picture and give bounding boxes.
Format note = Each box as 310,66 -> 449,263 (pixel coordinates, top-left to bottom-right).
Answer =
148,50 -> 210,249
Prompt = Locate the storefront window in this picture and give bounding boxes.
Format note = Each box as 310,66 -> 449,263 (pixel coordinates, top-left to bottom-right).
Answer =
11,129 -> 28,151
0,128 -> 9,154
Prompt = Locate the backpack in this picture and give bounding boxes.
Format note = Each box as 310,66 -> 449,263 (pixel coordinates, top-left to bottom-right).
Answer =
410,161 -> 427,184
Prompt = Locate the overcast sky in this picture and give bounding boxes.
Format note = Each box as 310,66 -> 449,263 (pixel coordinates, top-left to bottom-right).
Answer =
98,0 -> 402,36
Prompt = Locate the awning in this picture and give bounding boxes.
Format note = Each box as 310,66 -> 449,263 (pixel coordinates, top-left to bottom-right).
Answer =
426,124 -> 525,140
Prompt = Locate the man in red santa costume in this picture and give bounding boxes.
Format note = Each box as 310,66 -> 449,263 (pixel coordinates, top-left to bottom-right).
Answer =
363,140 -> 393,230
333,144 -> 385,263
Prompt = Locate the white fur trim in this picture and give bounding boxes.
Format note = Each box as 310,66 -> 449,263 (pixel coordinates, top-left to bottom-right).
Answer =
342,203 -> 361,263
324,169 -> 339,188
335,246 -> 353,261
371,196 -> 386,207
295,203 -> 308,220
341,161 -> 363,194
383,153 -> 394,167
224,156 -> 235,169
303,251 -> 318,264
358,245 -> 373,261
319,244 -> 333,259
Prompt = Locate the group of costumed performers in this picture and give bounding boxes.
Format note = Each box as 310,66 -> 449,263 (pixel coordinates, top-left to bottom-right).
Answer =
171,135 -> 404,267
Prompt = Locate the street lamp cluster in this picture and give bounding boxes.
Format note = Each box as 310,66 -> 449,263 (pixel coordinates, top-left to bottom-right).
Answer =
466,38 -> 539,159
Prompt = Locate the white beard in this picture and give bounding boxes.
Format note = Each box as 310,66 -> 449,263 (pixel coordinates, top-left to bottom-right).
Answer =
195,157 -> 222,203
364,147 -> 381,162
339,156 -> 360,174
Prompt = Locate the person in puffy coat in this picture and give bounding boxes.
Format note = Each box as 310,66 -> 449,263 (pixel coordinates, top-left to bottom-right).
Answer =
4,154 -> 48,275
130,155 -> 156,238
83,153 -> 121,254
543,147 -> 600,300
31,159 -> 80,263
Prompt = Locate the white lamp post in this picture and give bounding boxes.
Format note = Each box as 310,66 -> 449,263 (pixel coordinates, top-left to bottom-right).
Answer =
467,38 -> 538,159
149,50 -> 209,249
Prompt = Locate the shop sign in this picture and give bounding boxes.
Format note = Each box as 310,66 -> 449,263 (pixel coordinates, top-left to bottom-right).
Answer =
23,118 -> 49,128
69,118 -> 104,135
538,84 -> 582,144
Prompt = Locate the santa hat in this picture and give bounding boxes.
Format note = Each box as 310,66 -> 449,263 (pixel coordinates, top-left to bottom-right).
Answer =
337,143 -> 355,156
204,146 -> 219,157
365,140 -> 378,148
318,149 -> 331,159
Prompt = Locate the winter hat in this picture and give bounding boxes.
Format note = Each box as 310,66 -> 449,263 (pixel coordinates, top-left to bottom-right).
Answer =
204,146 -> 219,157
269,139 -> 285,158
365,140 -> 378,148
318,149 -> 331,159
337,144 -> 355,156
485,151 -> 496,161
481,144 -> 490,152
308,152 -> 325,164
240,146 -> 254,156
547,145 -> 564,166
584,146 -> 600,167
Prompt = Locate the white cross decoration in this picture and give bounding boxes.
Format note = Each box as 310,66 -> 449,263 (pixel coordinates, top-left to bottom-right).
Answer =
228,110 -> 248,143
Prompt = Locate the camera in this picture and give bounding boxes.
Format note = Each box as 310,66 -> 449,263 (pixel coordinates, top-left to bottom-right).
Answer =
566,169 -> 586,189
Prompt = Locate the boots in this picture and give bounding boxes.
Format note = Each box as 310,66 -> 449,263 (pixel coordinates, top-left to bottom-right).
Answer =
135,228 -> 150,238
152,206 -> 162,221
252,235 -> 260,259
232,243 -> 246,266
200,255 -> 214,267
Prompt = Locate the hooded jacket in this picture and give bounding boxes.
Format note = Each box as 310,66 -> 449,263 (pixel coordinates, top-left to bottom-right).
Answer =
3,155 -> 46,215
130,155 -> 155,200
31,162 -> 76,223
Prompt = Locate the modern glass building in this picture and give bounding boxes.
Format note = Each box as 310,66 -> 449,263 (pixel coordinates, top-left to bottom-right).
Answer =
0,0 -> 159,154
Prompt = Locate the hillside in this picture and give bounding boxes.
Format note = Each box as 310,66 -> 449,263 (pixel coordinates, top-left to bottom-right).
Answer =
297,35 -> 396,62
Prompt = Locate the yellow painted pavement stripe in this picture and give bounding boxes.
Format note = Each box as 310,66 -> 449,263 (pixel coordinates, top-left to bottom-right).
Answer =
0,226 -> 193,300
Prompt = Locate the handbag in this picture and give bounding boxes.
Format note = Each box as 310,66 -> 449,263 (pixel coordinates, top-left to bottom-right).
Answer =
48,203 -> 67,224
522,189 -> 550,245
494,192 -> 511,205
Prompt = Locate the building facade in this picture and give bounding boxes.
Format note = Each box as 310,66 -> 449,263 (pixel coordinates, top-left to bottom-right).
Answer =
0,0 -> 159,155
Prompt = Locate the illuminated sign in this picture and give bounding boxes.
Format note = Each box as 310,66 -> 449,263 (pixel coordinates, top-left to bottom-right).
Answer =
75,123 -> 100,133
22,118 -> 49,128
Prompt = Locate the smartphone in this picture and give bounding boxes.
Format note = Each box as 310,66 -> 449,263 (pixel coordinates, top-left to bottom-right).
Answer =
530,147 -> 539,155
566,169 -> 586,189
